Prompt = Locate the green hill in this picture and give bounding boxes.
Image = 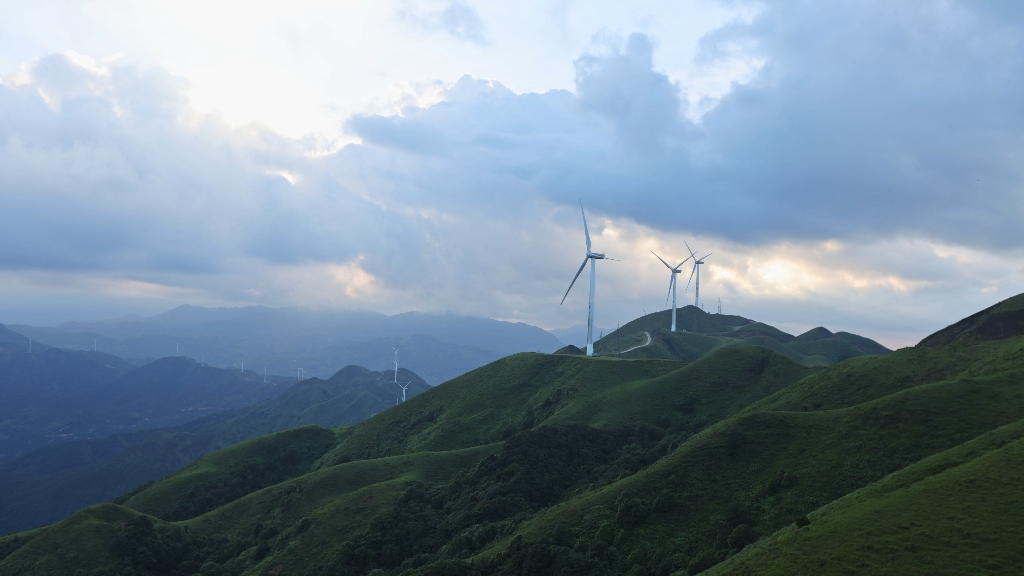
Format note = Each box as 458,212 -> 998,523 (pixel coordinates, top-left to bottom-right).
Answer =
593,306 -> 889,368
2,294 -> 1023,576
708,419 -> 1024,576
917,292 -> 1024,347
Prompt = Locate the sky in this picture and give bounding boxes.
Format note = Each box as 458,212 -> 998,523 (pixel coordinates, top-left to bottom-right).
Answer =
2,0 -> 1024,348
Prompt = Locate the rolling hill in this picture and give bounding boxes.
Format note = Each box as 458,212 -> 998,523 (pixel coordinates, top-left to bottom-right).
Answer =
1,294 -> 1022,576
594,306 -> 890,366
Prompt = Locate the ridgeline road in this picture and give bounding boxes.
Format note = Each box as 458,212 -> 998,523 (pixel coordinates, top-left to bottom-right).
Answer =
608,331 -> 652,355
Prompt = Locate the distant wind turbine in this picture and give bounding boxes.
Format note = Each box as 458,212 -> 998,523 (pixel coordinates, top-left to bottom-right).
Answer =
561,201 -> 610,356
683,241 -> 712,332
651,250 -> 693,332
391,347 -> 399,383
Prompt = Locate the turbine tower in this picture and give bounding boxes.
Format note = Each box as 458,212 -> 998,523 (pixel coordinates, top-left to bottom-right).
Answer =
561,201 -> 609,356
683,241 -> 712,332
391,347 -> 400,383
651,250 -> 693,332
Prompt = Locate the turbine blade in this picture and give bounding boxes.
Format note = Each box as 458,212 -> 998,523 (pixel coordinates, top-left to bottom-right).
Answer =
561,256 -> 590,304
675,255 -> 693,269
683,240 -> 696,258
651,250 -> 673,270
665,274 -> 675,307
684,263 -> 697,292
580,200 -> 592,252
702,252 -> 713,260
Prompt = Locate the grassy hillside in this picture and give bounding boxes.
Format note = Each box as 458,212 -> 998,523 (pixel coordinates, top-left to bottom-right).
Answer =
917,292 -> 1024,347
123,425 -> 337,520
594,307 -> 889,368
3,294 -> 1023,576
709,418 -> 1024,575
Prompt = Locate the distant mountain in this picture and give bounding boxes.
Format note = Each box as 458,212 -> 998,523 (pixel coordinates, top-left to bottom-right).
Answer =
0,337 -> 286,462
10,305 -> 562,384
546,323 -> 616,348
0,364 -> 429,532
594,305 -> 890,365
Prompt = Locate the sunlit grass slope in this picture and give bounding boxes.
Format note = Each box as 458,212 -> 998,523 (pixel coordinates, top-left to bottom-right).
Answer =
708,419 -> 1024,576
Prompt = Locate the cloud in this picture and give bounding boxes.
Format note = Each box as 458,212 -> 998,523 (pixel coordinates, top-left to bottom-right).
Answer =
397,1 -> 489,46
3,0 -> 1024,346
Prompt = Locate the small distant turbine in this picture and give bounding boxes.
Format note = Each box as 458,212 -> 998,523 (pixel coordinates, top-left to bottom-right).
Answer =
264,367 -> 267,382
683,241 -> 712,332
561,201 -> 610,357
651,250 -> 693,332
398,381 -> 410,402
391,347 -> 400,383
241,359 -> 244,373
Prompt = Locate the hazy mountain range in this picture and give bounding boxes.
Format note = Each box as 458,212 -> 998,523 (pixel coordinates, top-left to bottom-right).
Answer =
9,305 -> 564,385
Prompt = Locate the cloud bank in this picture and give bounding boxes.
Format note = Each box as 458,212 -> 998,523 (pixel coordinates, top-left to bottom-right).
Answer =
2,0 -> 1024,344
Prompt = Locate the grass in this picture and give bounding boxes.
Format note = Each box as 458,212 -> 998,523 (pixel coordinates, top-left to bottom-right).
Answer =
0,504 -> 145,575
708,418 -> 1024,575
123,425 -> 337,519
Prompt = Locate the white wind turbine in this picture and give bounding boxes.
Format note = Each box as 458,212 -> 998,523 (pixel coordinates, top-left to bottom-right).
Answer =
391,347 -> 399,383
683,241 -> 712,332
390,346 -> 411,402
561,201 -> 609,357
651,250 -> 693,332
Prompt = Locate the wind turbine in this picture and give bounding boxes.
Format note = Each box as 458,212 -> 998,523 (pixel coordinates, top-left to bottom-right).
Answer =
391,347 -> 399,383
651,250 -> 693,332
683,241 -> 712,332
561,201 -> 609,356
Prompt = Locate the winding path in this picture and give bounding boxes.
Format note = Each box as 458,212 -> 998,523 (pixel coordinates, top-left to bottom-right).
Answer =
608,331 -> 652,355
